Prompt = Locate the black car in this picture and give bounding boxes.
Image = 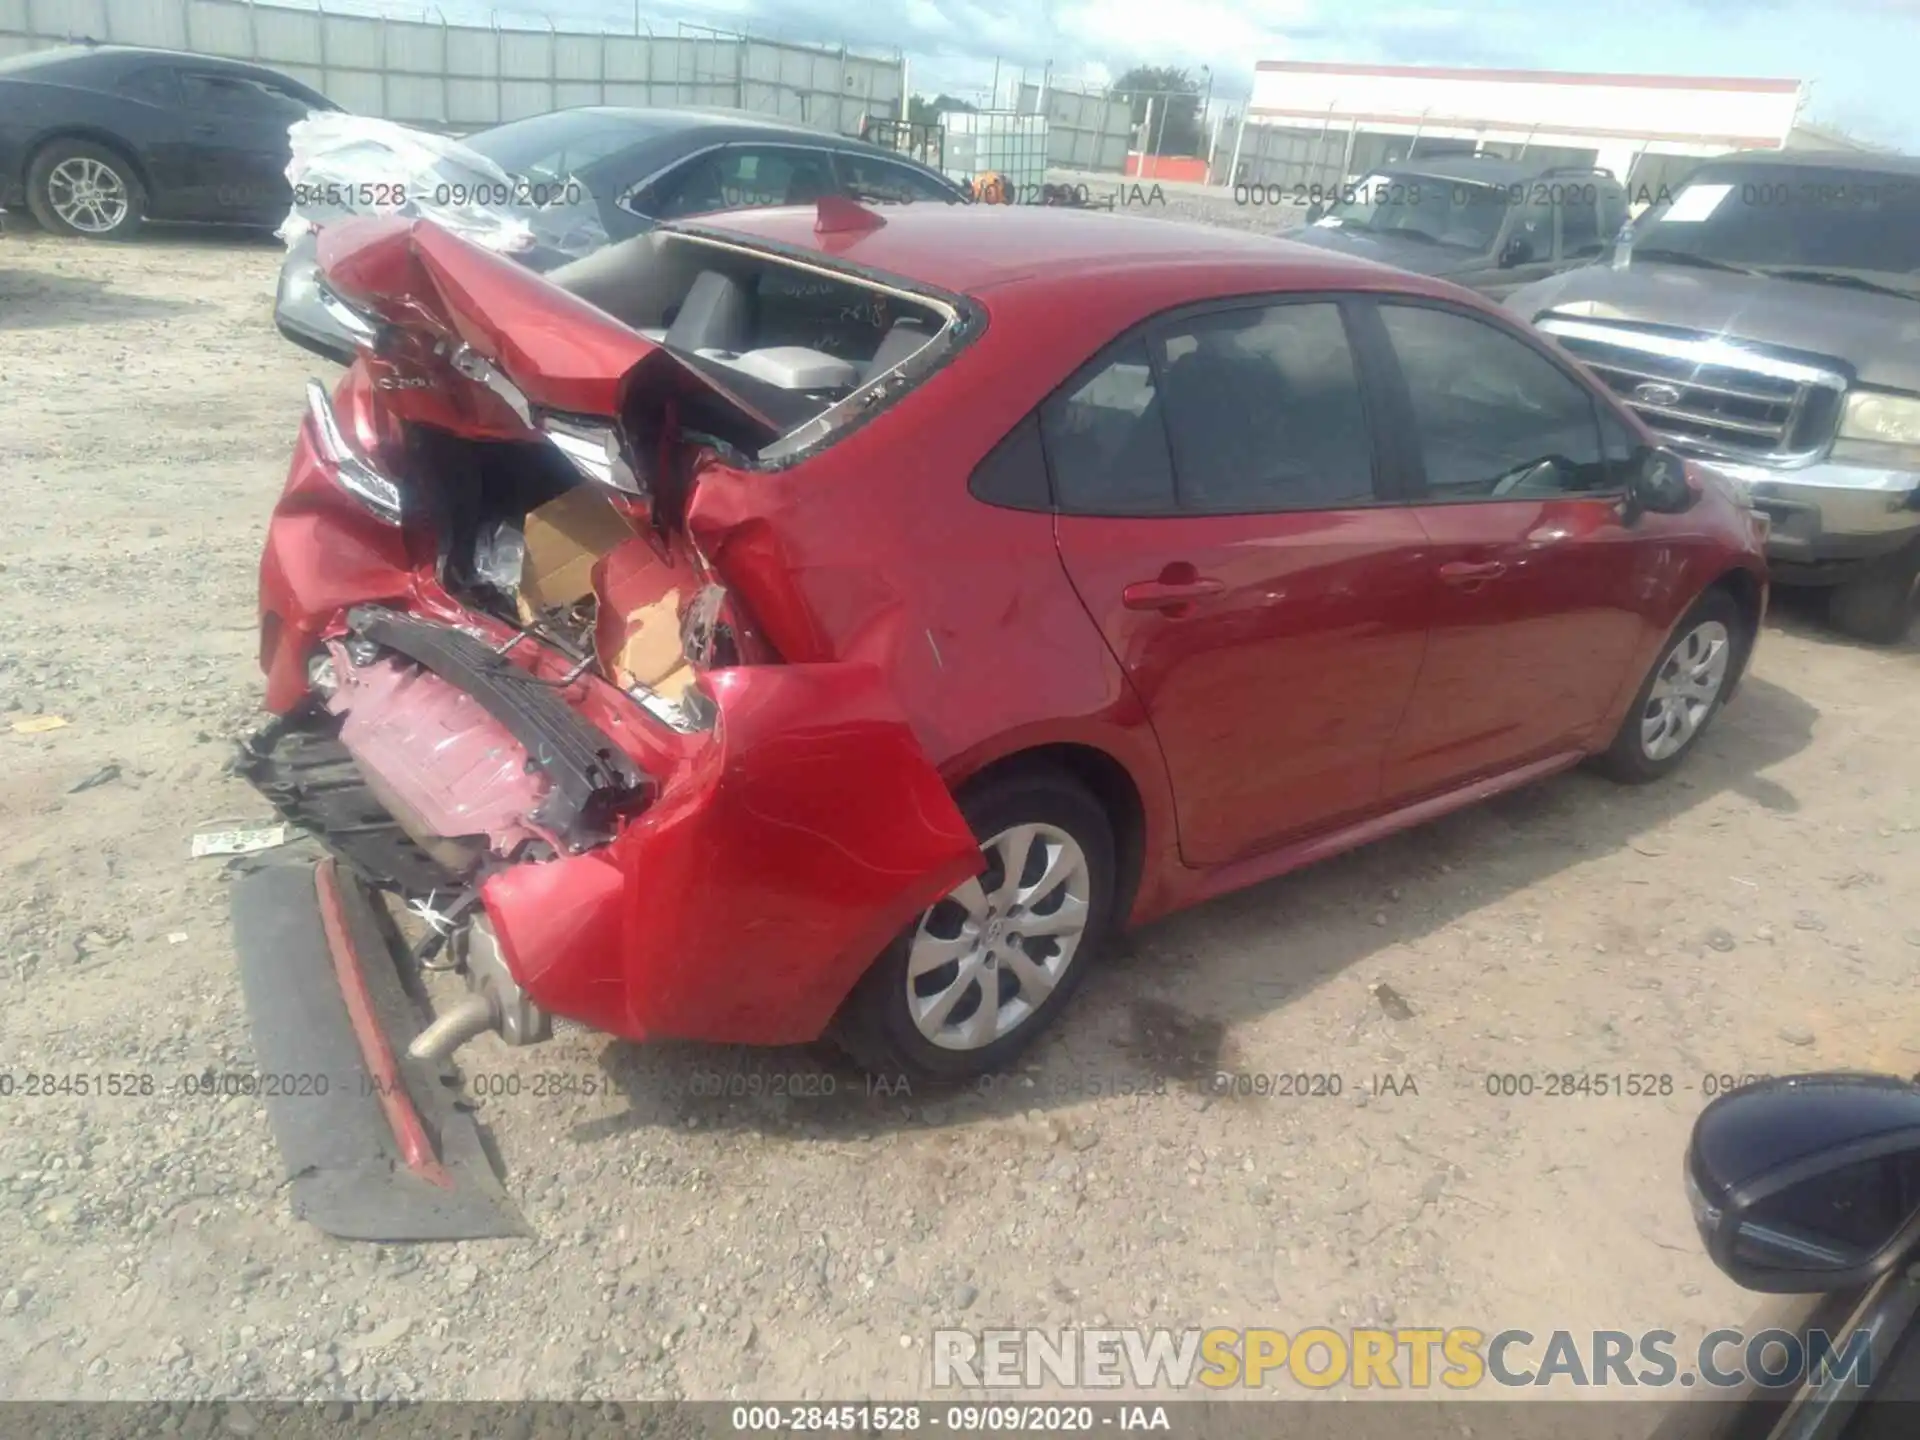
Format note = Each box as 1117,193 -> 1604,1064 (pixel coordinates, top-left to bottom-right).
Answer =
272,104 -> 971,361
0,43 -> 339,238
1285,154 -> 1629,299
1651,1072 -> 1920,1440
445,104 -> 970,250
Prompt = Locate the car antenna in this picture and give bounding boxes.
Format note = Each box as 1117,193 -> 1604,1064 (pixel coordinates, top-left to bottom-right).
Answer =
815,195 -> 887,236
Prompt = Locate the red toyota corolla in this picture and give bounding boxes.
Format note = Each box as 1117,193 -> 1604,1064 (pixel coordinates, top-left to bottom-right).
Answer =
237,200 -> 1766,1238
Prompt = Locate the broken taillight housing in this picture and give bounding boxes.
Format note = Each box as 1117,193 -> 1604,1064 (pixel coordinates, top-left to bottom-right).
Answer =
306,379 -> 402,524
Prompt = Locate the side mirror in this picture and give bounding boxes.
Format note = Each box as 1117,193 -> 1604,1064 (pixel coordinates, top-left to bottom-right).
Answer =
1687,1073 -> 1920,1294
1499,233 -> 1536,267
1627,445 -> 1697,516
1304,200 -> 1325,224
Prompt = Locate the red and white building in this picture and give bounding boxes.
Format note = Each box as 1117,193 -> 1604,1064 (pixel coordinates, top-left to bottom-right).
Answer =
1235,61 -> 1808,194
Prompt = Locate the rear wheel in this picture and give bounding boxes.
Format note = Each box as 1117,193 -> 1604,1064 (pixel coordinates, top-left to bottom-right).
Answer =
1596,589 -> 1745,783
834,769 -> 1116,1084
27,140 -> 145,240
1827,540 -> 1920,645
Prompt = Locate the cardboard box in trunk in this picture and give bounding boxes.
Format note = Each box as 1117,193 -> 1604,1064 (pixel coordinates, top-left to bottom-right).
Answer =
516,486 -> 639,622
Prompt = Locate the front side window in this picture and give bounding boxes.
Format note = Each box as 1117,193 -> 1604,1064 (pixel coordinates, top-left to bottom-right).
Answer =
1560,187 -> 1604,259
1380,303 -> 1611,501
1153,302 -> 1375,513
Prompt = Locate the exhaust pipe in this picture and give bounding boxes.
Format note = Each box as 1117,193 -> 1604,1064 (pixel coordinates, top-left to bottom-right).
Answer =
409,992 -> 496,1062
406,916 -> 551,1063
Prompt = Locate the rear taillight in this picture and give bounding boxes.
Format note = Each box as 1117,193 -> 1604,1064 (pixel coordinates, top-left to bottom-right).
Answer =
306,379 -> 403,524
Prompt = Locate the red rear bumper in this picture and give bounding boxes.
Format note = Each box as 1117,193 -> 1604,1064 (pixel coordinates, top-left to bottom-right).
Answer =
255,423 -> 980,1049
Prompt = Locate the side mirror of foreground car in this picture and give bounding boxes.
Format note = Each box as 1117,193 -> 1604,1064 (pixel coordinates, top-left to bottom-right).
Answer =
1686,1073 -> 1920,1294
1627,446 -> 1697,518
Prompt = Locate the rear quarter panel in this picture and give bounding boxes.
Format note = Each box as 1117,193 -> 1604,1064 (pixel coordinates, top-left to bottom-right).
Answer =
683,267 -> 1212,920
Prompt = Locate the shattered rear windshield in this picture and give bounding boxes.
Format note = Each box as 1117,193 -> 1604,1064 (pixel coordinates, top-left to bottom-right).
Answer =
567,231 -> 962,463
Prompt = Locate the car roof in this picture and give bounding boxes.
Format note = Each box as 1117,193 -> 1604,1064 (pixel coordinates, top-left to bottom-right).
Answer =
0,43 -> 302,85
680,202 -> 1438,300
476,105 -> 854,146
1371,154 -> 1613,187
1687,147 -> 1920,178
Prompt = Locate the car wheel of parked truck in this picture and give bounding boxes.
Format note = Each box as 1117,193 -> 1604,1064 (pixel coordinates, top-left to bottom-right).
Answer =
1827,539 -> 1920,646
1596,588 -> 1747,784
834,769 -> 1118,1084
26,139 -> 145,239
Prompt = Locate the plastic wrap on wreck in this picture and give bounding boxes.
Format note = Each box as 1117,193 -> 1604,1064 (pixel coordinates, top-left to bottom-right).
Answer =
277,112 -> 610,261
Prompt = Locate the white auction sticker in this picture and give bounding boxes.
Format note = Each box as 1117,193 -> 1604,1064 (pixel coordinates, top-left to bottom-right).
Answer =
1660,183 -> 1733,223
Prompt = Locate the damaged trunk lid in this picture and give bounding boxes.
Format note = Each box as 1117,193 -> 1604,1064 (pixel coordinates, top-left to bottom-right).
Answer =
313,213 -> 786,494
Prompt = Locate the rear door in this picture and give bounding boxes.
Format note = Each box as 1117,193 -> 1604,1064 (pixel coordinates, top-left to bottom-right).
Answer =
1049,297 -> 1432,867
1363,297 -> 1653,799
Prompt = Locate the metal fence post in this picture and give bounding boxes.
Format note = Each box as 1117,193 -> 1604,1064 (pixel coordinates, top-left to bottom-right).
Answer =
379,15 -> 390,117
315,0 -> 327,99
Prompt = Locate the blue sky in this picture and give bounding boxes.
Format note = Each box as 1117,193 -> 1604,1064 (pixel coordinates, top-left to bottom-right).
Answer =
329,0 -> 1920,147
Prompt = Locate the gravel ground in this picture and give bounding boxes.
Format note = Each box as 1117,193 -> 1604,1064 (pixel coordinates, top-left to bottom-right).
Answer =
1,218 -> 1918,1414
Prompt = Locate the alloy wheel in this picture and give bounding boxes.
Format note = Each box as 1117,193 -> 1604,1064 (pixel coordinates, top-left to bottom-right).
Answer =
47,157 -> 129,234
906,822 -> 1092,1051
1640,619 -> 1731,761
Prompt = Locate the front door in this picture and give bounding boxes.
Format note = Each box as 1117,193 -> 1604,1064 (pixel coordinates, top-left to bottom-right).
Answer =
177,70 -> 304,219
1049,298 -> 1432,867
1366,298 -> 1653,800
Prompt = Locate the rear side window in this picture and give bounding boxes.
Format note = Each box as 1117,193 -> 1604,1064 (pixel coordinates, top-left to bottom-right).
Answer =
650,147 -> 835,219
1039,338 -> 1176,515
181,72 -> 307,118
835,153 -> 957,204
1153,302 -> 1374,513
1380,303 -> 1612,500
970,414 -> 1052,511
116,67 -> 178,105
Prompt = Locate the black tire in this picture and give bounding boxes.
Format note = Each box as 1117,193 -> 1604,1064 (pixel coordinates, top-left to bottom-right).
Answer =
832,768 -> 1117,1085
1595,588 -> 1747,784
1828,541 -> 1920,645
26,139 -> 146,240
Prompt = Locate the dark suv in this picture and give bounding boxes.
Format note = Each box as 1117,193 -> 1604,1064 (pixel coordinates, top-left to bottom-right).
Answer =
1508,150 -> 1920,644
1286,154 -> 1629,299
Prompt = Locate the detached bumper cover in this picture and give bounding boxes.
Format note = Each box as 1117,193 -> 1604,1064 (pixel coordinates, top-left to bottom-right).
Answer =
232,858 -> 526,1241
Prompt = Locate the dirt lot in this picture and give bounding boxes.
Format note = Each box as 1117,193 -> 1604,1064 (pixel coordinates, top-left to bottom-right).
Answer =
1,223 -> 1917,1414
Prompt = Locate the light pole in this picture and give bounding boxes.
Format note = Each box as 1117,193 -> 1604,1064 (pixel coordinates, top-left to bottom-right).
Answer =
1196,65 -> 1213,161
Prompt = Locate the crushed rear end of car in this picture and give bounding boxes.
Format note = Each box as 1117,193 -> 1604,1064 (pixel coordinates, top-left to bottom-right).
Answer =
233,210 -> 984,1238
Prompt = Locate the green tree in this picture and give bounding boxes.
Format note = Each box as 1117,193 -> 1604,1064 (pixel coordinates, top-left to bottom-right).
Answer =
1110,65 -> 1201,155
